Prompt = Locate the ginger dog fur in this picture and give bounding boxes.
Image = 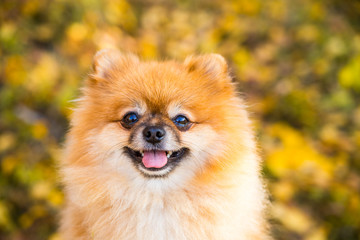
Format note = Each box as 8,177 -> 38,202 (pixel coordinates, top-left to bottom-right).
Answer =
60,50 -> 270,240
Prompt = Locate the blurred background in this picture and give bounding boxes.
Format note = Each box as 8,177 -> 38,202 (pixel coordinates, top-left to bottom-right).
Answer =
1,0 -> 360,239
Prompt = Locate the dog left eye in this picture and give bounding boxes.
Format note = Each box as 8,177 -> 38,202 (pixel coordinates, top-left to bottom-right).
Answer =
173,115 -> 191,130
121,112 -> 139,129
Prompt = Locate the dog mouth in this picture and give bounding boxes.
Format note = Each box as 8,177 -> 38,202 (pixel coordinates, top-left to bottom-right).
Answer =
124,147 -> 188,177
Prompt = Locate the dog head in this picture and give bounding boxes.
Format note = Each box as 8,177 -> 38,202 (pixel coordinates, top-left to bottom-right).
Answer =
68,50 -> 250,189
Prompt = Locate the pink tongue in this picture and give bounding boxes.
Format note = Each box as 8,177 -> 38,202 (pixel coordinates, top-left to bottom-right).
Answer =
142,151 -> 168,168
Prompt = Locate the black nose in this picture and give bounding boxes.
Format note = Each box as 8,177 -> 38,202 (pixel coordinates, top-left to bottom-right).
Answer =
143,126 -> 166,144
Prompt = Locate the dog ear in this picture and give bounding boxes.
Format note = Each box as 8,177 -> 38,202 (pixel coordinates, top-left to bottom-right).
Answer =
90,49 -> 139,82
184,54 -> 229,81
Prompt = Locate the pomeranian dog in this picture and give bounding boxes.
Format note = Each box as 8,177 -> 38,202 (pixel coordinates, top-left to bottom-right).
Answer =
60,49 -> 270,240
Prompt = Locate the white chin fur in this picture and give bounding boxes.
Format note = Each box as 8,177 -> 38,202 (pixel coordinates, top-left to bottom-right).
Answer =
137,164 -> 173,177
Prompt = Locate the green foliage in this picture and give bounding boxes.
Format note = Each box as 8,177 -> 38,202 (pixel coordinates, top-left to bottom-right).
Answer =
1,0 -> 359,239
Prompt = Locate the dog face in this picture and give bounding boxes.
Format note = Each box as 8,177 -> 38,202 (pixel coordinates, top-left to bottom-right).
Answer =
70,50 -> 242,187
121,108 -> 191,177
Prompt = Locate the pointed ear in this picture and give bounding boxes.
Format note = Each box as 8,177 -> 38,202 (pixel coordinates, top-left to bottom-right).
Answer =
91,49 -> 139,80
184,54 -> 229,79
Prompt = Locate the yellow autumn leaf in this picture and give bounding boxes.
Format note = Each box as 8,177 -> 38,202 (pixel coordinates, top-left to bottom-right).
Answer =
306,226 -> 327,240
66,23 -> 89,42
266,123 -> 334,186
338,55 -> 360,91
31,181 -> 52,200
1,156 -> 18,174
48,189 -> 64,207
272,203 -> 313,234
32,121 -> 48,140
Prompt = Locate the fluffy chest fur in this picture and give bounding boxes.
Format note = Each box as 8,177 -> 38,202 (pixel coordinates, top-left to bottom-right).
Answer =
89,190 -> 219,240
62,162 -> 266,240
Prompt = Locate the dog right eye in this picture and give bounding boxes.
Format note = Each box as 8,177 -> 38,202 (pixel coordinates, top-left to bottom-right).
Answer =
121,112 -> 139,129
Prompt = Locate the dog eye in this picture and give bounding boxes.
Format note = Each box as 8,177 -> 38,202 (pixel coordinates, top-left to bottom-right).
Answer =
121,112 -> 139,129
173,115 -> 191,131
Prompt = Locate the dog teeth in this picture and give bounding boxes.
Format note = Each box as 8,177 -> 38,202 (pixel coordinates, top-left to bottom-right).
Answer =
167,151 -> 172,158
140,150 -> 144,157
